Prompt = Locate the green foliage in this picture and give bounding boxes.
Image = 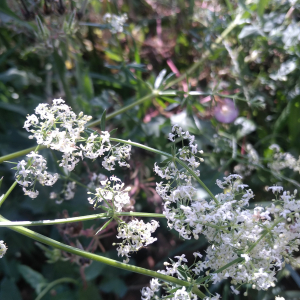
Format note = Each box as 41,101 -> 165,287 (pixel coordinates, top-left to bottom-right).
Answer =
0,0 -> 300,299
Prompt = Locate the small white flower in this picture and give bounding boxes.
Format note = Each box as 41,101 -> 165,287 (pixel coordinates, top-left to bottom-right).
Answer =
268,186 -> 283,194
230,285 -> 240,295
0,240 -> 7,258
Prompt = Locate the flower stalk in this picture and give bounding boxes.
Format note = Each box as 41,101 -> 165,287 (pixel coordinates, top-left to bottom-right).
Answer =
0,215 -> 206,298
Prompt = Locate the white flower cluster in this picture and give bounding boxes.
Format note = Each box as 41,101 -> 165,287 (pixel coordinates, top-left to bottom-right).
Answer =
50,181 -> 76,204
168,125 -> 203,172
160,173 -> 300,292
15,151 -> 59,198
153,127 -> 300,295
116,219 -> 159,263
103,13 -> 128,34
24,99 -> 92,171
23,99 -> 131,173
234,143 -> 260,177
141,254 -> 220,300
155,125 -> 205,239
0,240 -> 7,258
87,175 -> 131,212
268,144 -> 300,174
80,131 -> 131,171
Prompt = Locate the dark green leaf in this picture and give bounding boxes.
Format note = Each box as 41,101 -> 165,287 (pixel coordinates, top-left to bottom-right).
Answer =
100,109 -> 107,131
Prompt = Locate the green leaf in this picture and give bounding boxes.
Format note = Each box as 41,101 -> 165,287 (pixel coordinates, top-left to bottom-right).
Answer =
257,0 -> 270,17
104,50 -> 122,62
0,278 -> 22,300
234,117 -> 256,140
84,261 -> 106,281
0,1 -> 35,31
288,96 -> 300,146
159,96 -> 180,104
0,102 -> 27,115
99,277 -> 127,297
154,69 -> 167,89
100,109 -> 107,131
238,25 -> 262,39
176,266 -> 187,280
83,72 -> 94,100
78,283 -> 102,300
109,128 -> 118,136
155,98 -> 167,109
18,264 -> 47,294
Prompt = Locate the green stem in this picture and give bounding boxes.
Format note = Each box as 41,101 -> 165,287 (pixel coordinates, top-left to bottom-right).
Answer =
35,277 -> 78,300
0,94 -> 154,164
174,158 -> 219,204
0,215 -> 205,299
110,138 -> 219,204
0,14 -> 242,165
0,146 -> 46,164
197,257 -> 244,285
0,212 -> 165,227
0,181 -> 18,207
246,217 -> 285,254
198,218 -> 286,285
87,93 -> 154,127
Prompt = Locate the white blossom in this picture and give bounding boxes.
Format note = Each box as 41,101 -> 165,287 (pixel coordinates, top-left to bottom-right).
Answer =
0,241 -> 7,258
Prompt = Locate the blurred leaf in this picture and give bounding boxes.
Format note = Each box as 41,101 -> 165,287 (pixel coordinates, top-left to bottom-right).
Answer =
126,62 -> 146,70
285,264 -> 300,288
155,98 -> 166,108
0,278 -> 22,300
18,264 -> 47,294
79,22 -> 109,29
274,101 -> 290,133
83,72 -> 94,100
104,50 -> 122,62
0,1 -> 35,31
238,25 -> 262,39
91,73 -> 136,89
100,109 -> 107,131
35,15 -> 50,40
84,261 -> 106,281
78,283 -> 102,300
234,117 -> 256,139
270,60 -> 297,81
159,96 -> 180,104
99,277 -> 127,297
257,0 -> 270,17
154,69 -> 167,89
288,96 -> 300,146
0,102 -> 26,115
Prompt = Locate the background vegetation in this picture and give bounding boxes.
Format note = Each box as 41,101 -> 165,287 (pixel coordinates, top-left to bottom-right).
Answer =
0,0 -> 300,299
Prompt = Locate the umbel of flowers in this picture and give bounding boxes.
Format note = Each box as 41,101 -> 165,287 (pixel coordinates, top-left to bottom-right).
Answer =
4,99 -> 299,300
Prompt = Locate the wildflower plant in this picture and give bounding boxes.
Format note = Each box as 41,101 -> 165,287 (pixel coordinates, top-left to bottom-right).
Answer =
0,98 -> 299,300
1,2 -> 300,298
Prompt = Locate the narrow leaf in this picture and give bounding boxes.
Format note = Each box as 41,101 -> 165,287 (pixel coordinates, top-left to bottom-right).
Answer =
95,218 -> 113,235
100,109 -> 107,131
154,69 -> 167,89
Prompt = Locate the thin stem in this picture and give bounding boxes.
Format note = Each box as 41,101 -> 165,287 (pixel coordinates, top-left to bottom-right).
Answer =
110,138 -> 219,204
0,14 -> 242,164
0,212 -> 165,227
0,215 -> 205,299
35,277 -> 78,300
174,158 -> 219,204
87,93 -> 154,127
0,181 -> 18,207
246,217 -> 285,254
0,146 -> 46,164
197,257 -> 244,285
198,217 -> 286,285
